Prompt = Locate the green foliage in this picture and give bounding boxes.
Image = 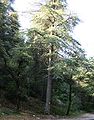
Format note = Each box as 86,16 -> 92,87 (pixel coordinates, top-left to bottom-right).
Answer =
0,107 -> 19,116
0,0 -> 94,116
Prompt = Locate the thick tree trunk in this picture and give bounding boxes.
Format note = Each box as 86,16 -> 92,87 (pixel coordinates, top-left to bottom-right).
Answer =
66,84 -> 72,115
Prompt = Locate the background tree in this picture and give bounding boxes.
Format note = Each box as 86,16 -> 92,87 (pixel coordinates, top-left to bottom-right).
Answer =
0,0 -> 30,110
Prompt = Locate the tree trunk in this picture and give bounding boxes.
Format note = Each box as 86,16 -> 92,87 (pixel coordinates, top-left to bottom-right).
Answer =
16,95 -> 20,111
15,79 -> 20,111
66,84 -> 72,115
45,0 -> 56,114
45,44 -> 53,114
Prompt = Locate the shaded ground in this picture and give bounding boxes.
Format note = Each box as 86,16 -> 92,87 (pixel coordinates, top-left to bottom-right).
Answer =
0,113 -> 94,120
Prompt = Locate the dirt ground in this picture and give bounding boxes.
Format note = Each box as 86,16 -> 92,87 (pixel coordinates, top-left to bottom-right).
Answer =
0,113 -> 94,120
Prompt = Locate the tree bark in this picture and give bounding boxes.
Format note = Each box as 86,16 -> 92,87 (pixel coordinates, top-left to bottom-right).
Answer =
45,44 -> 53,114
15,78 -> 20,111
66,84 -> 72,115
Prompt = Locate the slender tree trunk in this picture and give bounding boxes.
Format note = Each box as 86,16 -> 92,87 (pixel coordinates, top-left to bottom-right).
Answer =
45,0 -> 57,114
15,79 -> 20,111
16,95 -> 20,111
45,45 -> 52,114
45,44 -> 53,114
66,84 -> 72,115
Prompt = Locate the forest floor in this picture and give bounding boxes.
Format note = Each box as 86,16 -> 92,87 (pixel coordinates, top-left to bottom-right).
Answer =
0,113 -> 94,120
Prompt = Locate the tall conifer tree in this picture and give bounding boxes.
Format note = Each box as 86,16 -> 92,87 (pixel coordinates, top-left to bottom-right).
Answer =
28,0 -> 82,114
